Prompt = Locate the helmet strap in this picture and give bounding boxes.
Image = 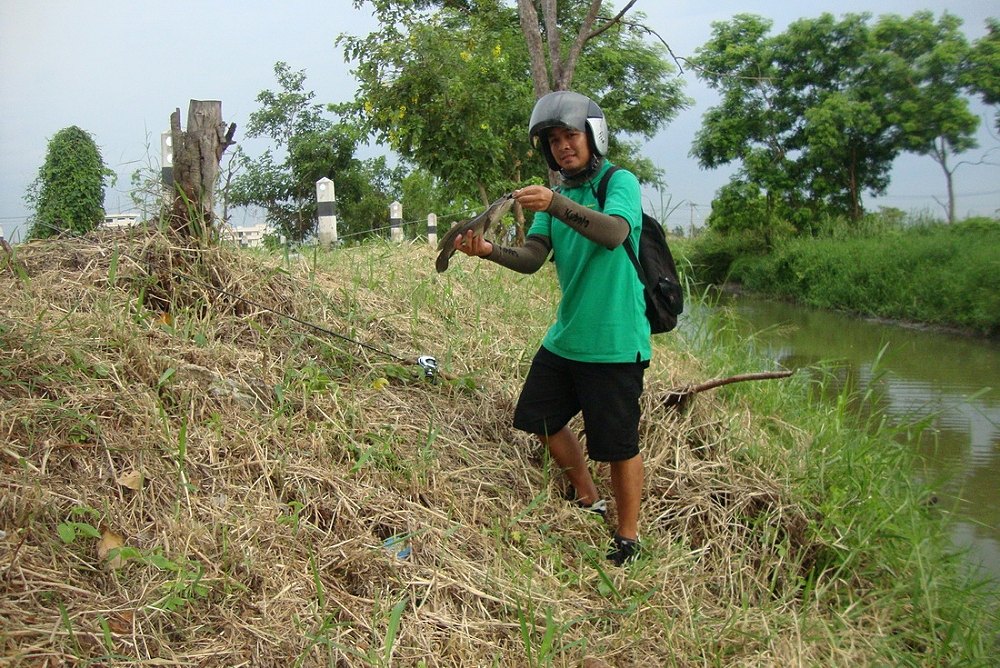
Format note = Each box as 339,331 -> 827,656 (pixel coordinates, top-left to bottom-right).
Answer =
560,156 -> 604,188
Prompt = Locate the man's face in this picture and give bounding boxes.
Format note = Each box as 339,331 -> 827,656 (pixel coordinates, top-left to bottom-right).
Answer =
546,126 -> 591,173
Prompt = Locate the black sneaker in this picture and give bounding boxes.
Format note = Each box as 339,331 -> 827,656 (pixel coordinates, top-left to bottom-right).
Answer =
607,533 -> 641,566
577,498 -> 608,518
564,487 -> 608,519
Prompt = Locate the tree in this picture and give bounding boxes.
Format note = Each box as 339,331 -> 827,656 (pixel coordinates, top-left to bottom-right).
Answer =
168,100 -> 237,240
689,14 -> 813,233
691,13 -> 903,229
339,2 -> 531,206
25,126 -> 115,239
340,0 -> 687,230
785,14 -> 903,223
966,18 -> 1000,133
706,181 -> 772,239
513,0 -> 687,158
516,0 -> 633,97
874,12 -> 979,224
398,168 -> 481,239
230,62 -> 401,242
693,12 -> 988,230
568,6 -> 690,185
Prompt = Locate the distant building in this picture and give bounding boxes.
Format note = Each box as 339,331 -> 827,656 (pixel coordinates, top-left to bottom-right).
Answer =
102,213 -> 141,229
221,222 -> 270,248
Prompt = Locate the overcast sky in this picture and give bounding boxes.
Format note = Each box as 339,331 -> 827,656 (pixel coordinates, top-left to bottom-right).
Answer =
1,1 -> 997,241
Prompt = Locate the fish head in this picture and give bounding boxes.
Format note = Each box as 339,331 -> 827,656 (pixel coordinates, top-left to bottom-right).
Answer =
480,193 -> 515,235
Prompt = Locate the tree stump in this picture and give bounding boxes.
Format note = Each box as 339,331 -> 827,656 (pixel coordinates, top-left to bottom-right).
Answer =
168,100 -> 236,240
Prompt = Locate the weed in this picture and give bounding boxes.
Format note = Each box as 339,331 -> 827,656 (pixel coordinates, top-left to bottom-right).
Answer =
56,506 -> 101,545
376,596 -> 407,667
278,500 -> 306,533
103,546 -> 211,613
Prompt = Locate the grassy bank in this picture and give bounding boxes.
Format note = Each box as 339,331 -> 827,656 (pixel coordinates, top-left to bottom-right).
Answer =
1,229 -> 997,665
681,217 -> 1000,337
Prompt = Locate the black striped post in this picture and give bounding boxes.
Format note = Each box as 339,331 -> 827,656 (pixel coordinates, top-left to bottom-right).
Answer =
427,213 -> 437,246
390,201 -> 403,243
160,130 -> 174,200
316,177 -> 338,247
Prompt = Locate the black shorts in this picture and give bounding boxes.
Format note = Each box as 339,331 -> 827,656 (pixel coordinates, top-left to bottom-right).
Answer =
512,346 -> 647,462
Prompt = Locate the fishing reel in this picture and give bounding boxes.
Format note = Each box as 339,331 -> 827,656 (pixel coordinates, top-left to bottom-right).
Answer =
416,355 -> 439,383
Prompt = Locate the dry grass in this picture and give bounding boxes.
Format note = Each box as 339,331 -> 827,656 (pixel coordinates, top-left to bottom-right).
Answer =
0,228 -> 911,666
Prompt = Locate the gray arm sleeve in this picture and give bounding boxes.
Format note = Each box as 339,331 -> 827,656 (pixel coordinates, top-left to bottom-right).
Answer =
547,191 -> 630,249
485,234 -> 551,274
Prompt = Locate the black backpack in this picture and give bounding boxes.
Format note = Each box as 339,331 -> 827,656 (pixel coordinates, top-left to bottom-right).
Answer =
596,166 -> 684,334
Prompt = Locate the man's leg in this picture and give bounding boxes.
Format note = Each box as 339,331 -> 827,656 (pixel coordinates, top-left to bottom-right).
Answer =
610,453 -> 644,540
539,426 -> 599,505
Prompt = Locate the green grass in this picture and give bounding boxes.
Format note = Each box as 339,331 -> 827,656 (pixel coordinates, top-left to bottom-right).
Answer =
710,333 -> 1000,664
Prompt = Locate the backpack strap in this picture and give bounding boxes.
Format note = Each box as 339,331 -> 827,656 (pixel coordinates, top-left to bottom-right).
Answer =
594,165 -> 620,211
595,166 -> 647,289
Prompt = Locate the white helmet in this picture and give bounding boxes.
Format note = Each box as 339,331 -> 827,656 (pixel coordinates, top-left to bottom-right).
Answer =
528,91 -> 609,171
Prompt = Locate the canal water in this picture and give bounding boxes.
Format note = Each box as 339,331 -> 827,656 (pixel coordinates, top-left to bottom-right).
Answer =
717,295 -> 1000,585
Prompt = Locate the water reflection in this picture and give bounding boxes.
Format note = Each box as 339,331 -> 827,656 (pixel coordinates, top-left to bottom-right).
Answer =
713,295 -> 1000,584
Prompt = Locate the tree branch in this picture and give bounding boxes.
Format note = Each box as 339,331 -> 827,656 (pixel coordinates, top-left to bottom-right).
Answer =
517,0 -> 550,97
663,370 -> 795,409
560,0 -> 605,89
585,0 -> 638,41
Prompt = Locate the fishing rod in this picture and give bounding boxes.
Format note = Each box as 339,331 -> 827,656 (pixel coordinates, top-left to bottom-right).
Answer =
176,271 -> 441,381
15,222 -> 443,382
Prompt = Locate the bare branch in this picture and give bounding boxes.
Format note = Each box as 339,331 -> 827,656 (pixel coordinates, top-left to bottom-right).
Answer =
663,370 -> 795,410
585,0 -> 638,42
619,16 -> 776,84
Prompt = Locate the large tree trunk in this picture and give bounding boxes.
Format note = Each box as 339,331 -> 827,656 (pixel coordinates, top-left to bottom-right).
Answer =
168,100 -> 236,240
517,0 -> 638,96
516,0 -> 636,186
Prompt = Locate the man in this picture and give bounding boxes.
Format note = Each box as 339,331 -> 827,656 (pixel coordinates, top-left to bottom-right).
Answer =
453,90 -> 649,565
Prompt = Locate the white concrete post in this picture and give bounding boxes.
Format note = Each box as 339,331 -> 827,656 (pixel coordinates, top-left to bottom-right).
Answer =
390,201 -> 403,243
427,213 -> 437,247
316,177 -> 338,247
160,130 -> 174,201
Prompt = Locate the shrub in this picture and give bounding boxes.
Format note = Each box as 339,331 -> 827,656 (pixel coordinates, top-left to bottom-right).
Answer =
25,126 -> 115,239
721,219 -> 1000,335
683,230 -> 769,285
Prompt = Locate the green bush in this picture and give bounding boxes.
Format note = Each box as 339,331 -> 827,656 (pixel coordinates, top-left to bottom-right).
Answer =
25,126 -> 115,239
682,230 -> 769,285
697,217 -> 1000,336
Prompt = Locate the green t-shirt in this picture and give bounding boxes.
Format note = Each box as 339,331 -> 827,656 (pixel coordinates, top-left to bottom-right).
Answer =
527,162 -> 651,363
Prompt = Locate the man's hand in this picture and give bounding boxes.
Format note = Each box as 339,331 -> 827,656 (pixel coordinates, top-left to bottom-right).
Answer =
453,230 -> 493,258
514,185 -> 554,213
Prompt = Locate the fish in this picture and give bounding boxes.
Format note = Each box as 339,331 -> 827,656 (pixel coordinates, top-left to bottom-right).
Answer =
435,193 -> 515,273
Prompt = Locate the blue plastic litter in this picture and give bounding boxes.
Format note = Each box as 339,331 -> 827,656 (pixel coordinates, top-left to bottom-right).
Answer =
382,536 -> 412,560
